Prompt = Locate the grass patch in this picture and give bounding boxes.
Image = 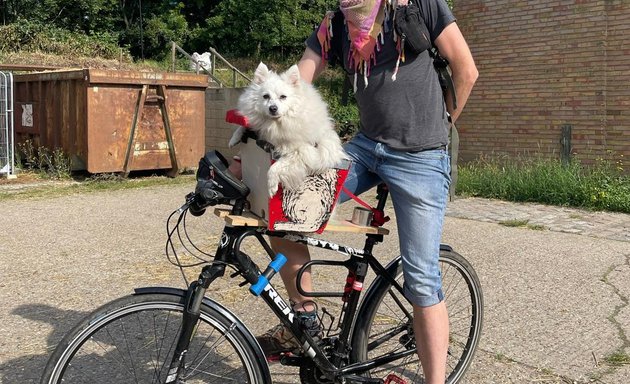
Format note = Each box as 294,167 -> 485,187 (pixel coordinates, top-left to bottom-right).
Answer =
494,353 -> 516,363
0,173 -> 195,202
526,224 -> 546,231
498,219 -> 529,228
605,351 -> 630,366
457,155 -> 629,214
16,140 -> 72,180
498,219 -> 546,231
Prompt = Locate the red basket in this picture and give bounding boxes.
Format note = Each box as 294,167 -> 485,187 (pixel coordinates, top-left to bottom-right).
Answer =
239,133 -> 349,233
226,109 -> 349,233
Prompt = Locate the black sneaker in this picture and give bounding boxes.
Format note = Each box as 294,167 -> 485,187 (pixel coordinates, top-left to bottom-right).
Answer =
256,310 -> 323,359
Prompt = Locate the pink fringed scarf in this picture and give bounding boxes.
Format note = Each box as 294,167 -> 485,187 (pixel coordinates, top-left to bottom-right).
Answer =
340,0 -> 385,75
317,0 -> 408,89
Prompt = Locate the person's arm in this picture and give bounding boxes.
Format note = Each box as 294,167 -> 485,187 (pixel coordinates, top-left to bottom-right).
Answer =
434,22 -> 478,123
297,46 -> 326,84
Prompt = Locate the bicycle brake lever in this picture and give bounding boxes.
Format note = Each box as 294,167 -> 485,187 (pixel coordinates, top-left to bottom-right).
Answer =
178,192 -> 196,214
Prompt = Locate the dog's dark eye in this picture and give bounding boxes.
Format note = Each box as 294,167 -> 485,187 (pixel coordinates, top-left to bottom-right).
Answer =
263,94 -> 270,100
279,95 -> 287,100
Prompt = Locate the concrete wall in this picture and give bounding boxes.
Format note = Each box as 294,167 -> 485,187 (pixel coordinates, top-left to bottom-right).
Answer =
452,0 -> 629,165
204,87 -> 244,161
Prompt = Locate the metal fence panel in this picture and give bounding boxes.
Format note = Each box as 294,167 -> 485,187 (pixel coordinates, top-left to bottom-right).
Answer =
0,71 -> 16,178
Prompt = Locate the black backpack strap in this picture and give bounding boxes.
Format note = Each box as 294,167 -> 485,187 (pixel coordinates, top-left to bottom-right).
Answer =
430,48 -> 457,110
328,10 -> 354,106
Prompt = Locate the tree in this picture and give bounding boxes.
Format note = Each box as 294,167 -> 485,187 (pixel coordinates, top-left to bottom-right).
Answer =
7,0 -> 453,63
204,0 -> 336,59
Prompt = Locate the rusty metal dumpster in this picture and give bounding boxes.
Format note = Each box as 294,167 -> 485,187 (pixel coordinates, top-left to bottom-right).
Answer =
13,69 -> 207,174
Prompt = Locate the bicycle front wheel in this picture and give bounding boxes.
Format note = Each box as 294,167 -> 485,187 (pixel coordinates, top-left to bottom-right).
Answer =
351,249 -> 484,384
41,292 -> 269,384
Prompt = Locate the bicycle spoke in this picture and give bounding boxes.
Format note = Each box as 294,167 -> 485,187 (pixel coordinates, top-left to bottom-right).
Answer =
352,251 -> 482,384
367,323 -> 407,351
44,297 -> 264,384
151,308 -> 180,383
184,323 -> 242,381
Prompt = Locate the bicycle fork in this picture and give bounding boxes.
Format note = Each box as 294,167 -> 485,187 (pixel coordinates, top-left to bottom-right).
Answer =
164,267 -> 221,382
164,227 -> 263,383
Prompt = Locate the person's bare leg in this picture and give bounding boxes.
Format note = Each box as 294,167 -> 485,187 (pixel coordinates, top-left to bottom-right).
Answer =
413,301 -> 449,384
269,237 -> 316,311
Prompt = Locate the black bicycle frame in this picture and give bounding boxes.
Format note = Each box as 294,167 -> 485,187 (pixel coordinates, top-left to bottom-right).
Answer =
167,184 -> 414,382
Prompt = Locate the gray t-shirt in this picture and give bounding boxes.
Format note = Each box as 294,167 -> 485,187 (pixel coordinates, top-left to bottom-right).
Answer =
306,0 -> 455,151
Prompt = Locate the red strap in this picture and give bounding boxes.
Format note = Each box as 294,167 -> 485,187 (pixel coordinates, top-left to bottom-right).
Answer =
341,186 -> 390,227
341,186 -> 372,210
225,109 -> 249,127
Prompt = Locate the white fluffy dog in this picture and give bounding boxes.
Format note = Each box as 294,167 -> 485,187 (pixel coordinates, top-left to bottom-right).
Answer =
230,62 -> 346,197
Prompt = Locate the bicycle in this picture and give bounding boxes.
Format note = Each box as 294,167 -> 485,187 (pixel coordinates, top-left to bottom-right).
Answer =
41,151 -> 483,384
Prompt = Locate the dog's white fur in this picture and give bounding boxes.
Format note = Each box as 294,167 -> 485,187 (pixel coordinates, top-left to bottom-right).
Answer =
231,62 -> 346,196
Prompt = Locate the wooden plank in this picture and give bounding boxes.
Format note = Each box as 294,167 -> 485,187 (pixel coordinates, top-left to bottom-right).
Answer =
324,220 -> 390,235
213,208 -> 389,235
0,64 -> 65,72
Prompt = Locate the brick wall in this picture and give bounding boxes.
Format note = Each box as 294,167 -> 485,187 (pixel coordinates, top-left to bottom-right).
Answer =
204,87 -> 244,160
452,0 -> 629,165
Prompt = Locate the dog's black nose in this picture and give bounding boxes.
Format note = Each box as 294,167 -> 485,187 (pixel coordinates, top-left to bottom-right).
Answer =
269,105 -> 278,115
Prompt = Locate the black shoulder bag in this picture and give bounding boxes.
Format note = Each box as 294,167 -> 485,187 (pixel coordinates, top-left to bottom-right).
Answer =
394,0 -> 457,110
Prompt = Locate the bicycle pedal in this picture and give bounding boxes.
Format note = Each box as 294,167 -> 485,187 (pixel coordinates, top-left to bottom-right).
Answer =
384,373 -> 407,384
343,375 -> 384,383
279,352 -> 306,366
265,351 -> 299,364
265,354 -> 283,363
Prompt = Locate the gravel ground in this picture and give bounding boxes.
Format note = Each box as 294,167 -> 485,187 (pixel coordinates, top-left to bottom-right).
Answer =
1,181 -> 628,383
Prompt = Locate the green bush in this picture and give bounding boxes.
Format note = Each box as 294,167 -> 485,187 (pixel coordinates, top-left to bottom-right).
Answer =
16,140 -> 72,180
457,155 -> 630,213
0,19 -> 126,60
314,68 -> 359,140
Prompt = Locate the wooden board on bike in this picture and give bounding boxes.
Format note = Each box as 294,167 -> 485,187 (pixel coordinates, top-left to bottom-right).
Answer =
214,208 -> 389,235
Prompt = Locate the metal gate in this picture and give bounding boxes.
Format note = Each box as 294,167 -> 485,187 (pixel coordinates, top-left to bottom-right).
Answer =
0,71 -> 16,178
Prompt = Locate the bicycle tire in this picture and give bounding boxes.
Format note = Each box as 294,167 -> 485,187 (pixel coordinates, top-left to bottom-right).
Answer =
41,291 -> 270,384
350,249 -> 483,383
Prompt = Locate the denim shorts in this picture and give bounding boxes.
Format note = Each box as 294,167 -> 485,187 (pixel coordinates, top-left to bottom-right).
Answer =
338,133 -> 451,307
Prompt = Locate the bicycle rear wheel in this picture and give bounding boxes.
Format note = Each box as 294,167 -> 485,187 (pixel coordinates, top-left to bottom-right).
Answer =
41,292 -> 269,384
350,249 -> 483,383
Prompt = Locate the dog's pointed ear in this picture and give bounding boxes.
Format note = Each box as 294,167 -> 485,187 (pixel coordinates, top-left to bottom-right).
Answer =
285,65 -> 301,87
253,62 -> 269,84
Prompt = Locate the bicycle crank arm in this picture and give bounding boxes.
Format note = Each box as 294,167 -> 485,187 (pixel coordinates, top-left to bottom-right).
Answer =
341,375 -> 384,383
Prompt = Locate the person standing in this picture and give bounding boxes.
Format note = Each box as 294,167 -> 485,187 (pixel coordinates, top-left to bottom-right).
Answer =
256,1 -> 478,382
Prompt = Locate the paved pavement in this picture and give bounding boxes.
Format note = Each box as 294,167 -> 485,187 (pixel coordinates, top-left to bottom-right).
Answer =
446,197 -> 630,243
442,197 -> 629,384
0,184 -> 628,383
